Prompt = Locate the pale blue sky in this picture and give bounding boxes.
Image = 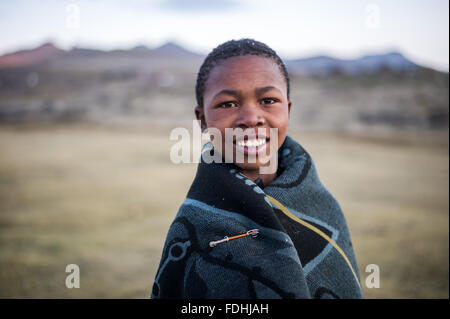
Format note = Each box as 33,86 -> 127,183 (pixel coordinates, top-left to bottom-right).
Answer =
0,0 -> 448,71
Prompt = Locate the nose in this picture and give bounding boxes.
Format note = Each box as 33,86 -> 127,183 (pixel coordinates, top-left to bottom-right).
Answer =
234,104 -> 265,129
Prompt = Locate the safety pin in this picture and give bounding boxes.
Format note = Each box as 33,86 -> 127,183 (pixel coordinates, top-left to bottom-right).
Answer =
209,229 -> 260,248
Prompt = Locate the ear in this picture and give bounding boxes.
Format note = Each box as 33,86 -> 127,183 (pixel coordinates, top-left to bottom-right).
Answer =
288,100 -> 292,119
195,106 -> 207,132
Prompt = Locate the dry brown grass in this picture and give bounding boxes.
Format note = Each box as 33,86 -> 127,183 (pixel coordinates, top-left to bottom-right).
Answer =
0,124 -> 448,298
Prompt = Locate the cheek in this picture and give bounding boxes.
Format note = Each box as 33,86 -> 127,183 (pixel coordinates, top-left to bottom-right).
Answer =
272,111 -> 289,133
270,111 -> 289,148
205,111 -> 229,129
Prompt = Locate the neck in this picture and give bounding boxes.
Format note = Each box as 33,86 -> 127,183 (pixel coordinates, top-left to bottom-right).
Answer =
238,169 -> 277,187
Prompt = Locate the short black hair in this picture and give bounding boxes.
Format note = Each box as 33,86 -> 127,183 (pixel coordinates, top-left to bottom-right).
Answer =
195,38 -> 290,108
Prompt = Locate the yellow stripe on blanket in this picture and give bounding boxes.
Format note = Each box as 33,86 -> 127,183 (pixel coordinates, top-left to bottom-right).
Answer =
265,194 -> 361,289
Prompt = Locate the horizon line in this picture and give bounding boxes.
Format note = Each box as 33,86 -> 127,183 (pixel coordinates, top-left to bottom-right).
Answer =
0,39 -> 448,73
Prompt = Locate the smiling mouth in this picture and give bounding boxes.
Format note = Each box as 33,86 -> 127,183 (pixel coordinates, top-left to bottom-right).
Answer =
233,136 -> 270,155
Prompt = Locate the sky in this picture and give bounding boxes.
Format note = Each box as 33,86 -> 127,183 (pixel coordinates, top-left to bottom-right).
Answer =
0,0 -> 448,71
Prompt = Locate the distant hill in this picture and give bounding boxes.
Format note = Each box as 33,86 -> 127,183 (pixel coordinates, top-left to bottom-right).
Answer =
286,52 -> 419,76
0,42 -> 436,75
0,41 -> 447,132
0,41 -> 203,71
0,43 -> 65,69
151,42 -> 203,58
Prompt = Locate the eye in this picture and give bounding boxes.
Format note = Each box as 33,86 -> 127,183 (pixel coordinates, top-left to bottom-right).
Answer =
218,101 -> 237,108
261,98 -> 279,105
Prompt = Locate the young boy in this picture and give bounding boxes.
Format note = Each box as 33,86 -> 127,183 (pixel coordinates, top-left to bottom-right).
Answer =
152,39 -> 362,299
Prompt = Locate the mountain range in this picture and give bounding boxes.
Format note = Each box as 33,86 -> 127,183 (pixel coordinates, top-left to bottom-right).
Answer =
0,41 -> 447,132
0,42 -> 430,75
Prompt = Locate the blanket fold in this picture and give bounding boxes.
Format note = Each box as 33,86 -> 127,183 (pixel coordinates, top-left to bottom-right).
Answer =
151,136 -> 362,299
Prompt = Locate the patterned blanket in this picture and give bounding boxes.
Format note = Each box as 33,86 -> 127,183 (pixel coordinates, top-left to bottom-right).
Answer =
151,136 -> 362,299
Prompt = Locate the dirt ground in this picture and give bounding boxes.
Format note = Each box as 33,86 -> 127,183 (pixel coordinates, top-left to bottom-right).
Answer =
0,124 -> 448,298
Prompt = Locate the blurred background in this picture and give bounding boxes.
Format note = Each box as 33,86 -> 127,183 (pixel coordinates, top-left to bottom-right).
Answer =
0,0 -> 448,298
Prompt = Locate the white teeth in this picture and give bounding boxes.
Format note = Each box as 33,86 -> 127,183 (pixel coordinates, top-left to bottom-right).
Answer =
237,138 -> 266,147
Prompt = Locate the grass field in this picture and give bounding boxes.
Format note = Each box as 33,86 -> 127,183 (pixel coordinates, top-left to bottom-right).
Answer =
0,124 -> 448,298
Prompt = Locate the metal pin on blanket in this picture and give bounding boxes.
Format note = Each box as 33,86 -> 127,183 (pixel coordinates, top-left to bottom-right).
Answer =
209,229 -> 260,248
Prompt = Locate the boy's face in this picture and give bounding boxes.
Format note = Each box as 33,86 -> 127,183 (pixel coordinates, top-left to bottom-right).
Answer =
195,55 -> 291,173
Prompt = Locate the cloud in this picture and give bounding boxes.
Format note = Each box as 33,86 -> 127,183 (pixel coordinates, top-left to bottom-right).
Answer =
159,0 -> 239,12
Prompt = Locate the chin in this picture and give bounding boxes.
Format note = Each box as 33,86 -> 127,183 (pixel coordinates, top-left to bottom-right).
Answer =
233,158 -> 276,175
234,161 -> 262,171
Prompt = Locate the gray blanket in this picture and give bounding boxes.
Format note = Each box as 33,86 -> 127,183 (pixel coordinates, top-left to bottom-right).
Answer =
151,136 -> 362,299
